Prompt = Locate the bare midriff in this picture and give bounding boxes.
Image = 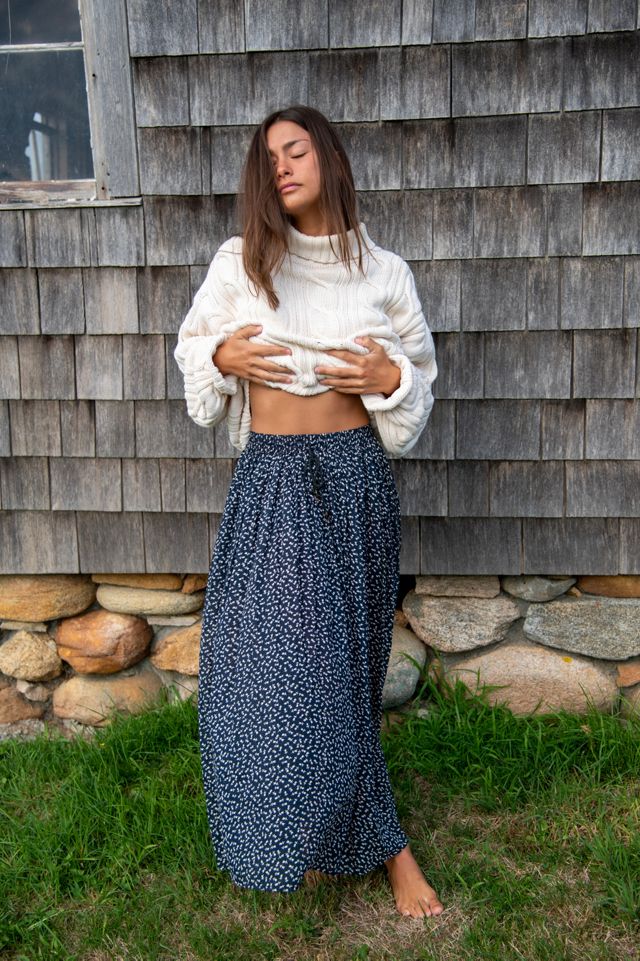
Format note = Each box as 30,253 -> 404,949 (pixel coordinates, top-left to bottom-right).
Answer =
249,380 -> 370,435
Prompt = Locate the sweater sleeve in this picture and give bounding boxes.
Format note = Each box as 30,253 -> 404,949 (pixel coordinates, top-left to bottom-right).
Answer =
173,242 -> 241,429
360,257 -> 437,458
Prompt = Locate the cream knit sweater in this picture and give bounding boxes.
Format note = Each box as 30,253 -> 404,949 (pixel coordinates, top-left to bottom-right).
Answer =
173,221 -> 437,458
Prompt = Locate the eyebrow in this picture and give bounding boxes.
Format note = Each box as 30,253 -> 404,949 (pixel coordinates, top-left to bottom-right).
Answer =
268,138 -> 310,155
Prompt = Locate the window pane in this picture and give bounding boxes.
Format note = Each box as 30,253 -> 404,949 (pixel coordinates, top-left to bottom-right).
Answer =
0,0 -> 82,44
0,49 -> 93,180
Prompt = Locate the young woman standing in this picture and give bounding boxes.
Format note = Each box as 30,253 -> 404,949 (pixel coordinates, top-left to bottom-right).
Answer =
174,104 -> 444,920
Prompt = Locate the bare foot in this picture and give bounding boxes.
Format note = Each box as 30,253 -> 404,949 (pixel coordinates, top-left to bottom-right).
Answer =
384,844 -> 444,919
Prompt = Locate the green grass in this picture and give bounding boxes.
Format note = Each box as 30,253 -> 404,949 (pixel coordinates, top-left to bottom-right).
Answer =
1,673 -> 639,961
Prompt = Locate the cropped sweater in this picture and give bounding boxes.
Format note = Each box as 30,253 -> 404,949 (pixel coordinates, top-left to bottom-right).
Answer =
173,221 -> 437,458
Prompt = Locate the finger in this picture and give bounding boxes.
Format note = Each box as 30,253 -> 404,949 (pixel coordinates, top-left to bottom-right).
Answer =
254,344 -> 293,357
235,324 -> 266,338
253,360 -> 295,378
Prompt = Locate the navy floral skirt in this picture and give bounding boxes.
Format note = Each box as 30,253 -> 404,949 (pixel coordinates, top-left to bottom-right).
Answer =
198,423 -> 409,892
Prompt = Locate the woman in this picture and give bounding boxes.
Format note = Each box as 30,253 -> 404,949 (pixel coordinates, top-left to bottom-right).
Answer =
174,104 -> 443,920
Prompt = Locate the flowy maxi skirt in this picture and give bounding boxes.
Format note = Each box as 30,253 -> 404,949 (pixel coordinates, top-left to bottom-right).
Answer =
198,423 -> 409,892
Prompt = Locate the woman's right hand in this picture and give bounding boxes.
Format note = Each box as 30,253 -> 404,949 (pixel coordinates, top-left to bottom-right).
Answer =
213,324 -> 294,384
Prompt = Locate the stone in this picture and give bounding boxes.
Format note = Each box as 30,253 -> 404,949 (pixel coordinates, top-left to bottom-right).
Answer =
52,659 -> 164,726
501,575 -> 576,601
145,615 -> 201,626
91,573 -> 184,590
0,575 -> 96,622
96,584 -> 205,616
0,685 -> 46,722
0,621 -> 49,631
620,682 -> 640,719
576,576 -> 640,598
151,666 -> 199,702
403,590 -> 521,653
0,630 -> 63,681
150,622 -> 201,675
181,574 -> 208,593
15,679 -> 53,701
415,575 -> 501,598
55,609 -> 152,674
382,623 -> 429,709
440,638 -> 618,716
523,597 -> 640,660
616,657 -> 640,688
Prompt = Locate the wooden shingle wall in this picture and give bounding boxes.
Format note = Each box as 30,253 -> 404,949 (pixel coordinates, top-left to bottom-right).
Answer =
1,0 -> 639,575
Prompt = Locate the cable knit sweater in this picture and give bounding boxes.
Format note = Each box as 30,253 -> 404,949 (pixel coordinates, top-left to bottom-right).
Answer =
173,221 -> 437,458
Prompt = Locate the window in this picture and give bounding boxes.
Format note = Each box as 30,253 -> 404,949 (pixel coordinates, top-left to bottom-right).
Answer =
0,0 -> 139,207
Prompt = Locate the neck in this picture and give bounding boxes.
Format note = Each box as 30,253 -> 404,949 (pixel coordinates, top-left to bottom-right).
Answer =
285,220 -> 372,264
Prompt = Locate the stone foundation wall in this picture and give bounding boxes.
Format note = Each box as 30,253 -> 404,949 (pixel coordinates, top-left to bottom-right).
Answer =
1,573 -> 639,741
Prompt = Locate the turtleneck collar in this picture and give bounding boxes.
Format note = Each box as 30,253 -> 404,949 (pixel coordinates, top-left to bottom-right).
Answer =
285,221 -> 374,264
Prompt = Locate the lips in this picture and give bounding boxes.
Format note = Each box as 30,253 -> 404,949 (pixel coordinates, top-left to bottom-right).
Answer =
280,183 -> 300,193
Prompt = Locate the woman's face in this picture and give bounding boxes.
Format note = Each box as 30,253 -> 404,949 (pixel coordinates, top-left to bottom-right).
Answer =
266,120 -> 322,223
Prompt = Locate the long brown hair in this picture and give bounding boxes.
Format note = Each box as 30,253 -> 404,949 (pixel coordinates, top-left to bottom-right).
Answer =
235,104 -> 373,311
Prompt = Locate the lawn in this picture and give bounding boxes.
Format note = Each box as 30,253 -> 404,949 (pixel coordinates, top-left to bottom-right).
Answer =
1,672 -> 639,961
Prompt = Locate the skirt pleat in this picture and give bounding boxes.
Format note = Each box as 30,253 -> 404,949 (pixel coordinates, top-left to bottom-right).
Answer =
198,423 -> 409,892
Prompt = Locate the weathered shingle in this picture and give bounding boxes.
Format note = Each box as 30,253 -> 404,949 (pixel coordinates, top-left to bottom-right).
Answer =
474,186 -> 547,257
461,259 -> 527,330
528,0 -> 587,39
523,518 -> 619,573
602,108 -> 640,182
126,0 -> 198,56
95,206 -> 145,266
567,461 -> 640,516
1,269 -> 39,334
452,39 -> 563,116
0,212 -> 27,267
583,182 -> 640,255
420,517 -> 522,574
0,456 -> 50,510
489,460 -> 564,516
393,460 -> 447,515
39,269 -> 85,335
138,127 -> 203,196
77,511 -> 145,573
132,57 -> 190,127
541,400 -> 585,459
528,111 -> 600,184
143,512 -> 211,573
380,46 -> 449,120
135,400 -> 215,459
123,335 -> 166,400
50,458 -> 122,511
563,32 -> 640,110
484,331 -> 572,398
198,0 -> 245,53
19,335 -> 75,399
474,0 -> 528,41
83,268 -> 139,334
186,458 -> 236,513
560,257 -> 624,329
329,0 -> 400,47
0,511 -> 79,574
122,458 -> 162,511
75,335 -> 123,399
573,329 -> 637,397
457,400 -> 541,459
11,401 -> 62,456
585,399 -> 640,458
587,0 -> 637,33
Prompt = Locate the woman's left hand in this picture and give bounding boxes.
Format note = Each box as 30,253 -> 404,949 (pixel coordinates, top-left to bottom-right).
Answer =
313,336 -> 401,397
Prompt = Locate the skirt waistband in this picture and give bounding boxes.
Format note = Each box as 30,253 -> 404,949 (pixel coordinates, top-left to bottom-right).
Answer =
247,423 -> 375,451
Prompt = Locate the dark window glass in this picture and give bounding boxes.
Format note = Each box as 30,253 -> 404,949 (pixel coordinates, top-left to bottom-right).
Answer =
0,49 -> 92,180
0,0 -> 82,45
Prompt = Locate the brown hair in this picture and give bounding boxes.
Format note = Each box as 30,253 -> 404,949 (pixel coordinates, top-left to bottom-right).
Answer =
234,104 -> 373,311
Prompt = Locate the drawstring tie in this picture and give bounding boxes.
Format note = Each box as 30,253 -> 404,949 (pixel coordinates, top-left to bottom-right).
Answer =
306,448 -> 332,522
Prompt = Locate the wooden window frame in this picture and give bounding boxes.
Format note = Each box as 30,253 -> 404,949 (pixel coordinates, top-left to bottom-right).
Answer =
0,0 -> 140,209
